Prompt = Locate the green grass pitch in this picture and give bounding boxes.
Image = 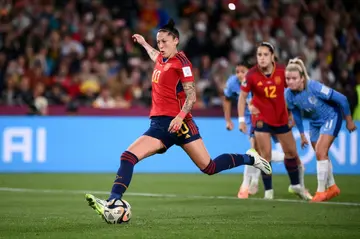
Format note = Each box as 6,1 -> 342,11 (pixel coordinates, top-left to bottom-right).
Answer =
0,174 -> 360,239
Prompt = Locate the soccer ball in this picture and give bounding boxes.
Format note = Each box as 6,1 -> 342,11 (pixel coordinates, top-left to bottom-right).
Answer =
103,199 -> 132,224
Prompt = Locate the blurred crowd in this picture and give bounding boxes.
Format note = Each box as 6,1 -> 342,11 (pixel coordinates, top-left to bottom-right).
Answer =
0,0 -> 359,116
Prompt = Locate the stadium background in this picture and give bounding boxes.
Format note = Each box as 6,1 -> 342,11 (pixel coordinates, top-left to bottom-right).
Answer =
0,0 -> 360,174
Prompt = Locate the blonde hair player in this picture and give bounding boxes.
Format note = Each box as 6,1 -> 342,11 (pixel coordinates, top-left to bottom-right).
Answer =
285,58 -> 356,202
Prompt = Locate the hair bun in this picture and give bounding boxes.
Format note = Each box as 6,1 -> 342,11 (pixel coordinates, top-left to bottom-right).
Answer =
167,18 -> 175,28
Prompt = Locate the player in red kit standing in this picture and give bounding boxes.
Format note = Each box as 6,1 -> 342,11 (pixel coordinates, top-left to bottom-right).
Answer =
84,20 -> 271,222
238,42 -> 312,200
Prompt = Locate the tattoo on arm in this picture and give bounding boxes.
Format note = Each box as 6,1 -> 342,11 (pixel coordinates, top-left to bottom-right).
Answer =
149,49 -> 159,59
181,82 -> 196,113
143,42 -> 159,62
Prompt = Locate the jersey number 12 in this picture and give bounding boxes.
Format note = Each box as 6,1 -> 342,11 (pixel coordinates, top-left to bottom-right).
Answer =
264,86 -> 277,98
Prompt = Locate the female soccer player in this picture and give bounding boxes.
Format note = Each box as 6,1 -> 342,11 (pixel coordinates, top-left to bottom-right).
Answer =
285,58 -> 356,202
223,61 -> 285,199
238,42 -> 311,200
85,20 -> 271,220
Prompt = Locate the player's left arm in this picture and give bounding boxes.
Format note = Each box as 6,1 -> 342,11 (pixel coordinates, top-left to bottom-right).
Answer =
313,81 -> 351,116
168,64 -> 196,133
181,81 -> 196,113
312,81 -> 356,132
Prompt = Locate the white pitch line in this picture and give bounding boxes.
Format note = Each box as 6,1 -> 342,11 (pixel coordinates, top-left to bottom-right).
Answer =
0,187 -> 360,207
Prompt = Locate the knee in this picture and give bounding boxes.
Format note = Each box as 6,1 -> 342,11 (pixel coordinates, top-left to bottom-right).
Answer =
315,149 -> 327,160
283,148 -> 298,159
260,152 -> 271,162
201,159 -> 216,175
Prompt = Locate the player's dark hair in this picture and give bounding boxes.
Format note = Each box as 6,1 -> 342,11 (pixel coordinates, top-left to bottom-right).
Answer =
158,19 -> 180,40
258,42 -> 275,54
237,60 -> 252,69
257,41 -> 278,62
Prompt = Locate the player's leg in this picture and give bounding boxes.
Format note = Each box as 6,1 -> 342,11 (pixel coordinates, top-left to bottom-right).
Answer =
311,135 -> 335,202
312,116 -> 342,202
247,136 -> 261,195
181,138 -> 271,176
270,136 -> 285,163
179,119 -> 271,176
275,127 -> 312,200
238,136 -> 259,198
86,117 -> 176,221
254,130 -> 273,199
273,133 -> 304,194
108,135 -> 166,201
238,123 -> 259,198
85,135 -> 166,219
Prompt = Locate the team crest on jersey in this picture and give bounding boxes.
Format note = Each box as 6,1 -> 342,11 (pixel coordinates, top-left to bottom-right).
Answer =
308,96 -> 317,105
275,76 -> 281,85
164,63 -> 172,71
256,120 -> 264,128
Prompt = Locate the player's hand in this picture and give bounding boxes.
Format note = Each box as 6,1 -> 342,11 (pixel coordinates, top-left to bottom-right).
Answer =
346,119 -> 357,133
248,104 -> 260,115
132,34 -> 146,46
226,120 -> 234,131
239,122 -> 247,134
300,133 -> 308,149
168,116 -> 183,133
288,114 -> 295,128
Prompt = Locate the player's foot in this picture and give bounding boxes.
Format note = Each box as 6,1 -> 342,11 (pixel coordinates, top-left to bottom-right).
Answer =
85,194 -> 108,222
326,184 -> 340,201
237,186 -> 249,199
247,149 -> 272,175
248,181 -> 259,195
311,192 -> 327,202
264,189 -> 274,200
288,185 -> 313,200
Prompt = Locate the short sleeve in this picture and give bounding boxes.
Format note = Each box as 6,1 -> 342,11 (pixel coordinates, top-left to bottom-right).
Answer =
178,65 -> 194,83
224,77 -> 235,98
240,73 -> 251,93
175,53 -> 194,83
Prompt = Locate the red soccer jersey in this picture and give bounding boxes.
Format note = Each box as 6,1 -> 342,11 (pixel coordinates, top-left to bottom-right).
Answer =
241,63 -> 288,126
149,51 -> 194,118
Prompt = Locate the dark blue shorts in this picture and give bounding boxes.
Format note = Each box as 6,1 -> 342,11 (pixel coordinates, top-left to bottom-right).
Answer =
250,124 -> 279,143
143,116 -> 201,153
253,120 -> 291,135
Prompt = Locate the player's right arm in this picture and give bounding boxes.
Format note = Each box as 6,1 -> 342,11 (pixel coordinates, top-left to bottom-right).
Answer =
285,90 -> 307,148
238,78 -> 250,133
238,74 -> 252,133
132,34 -> 159,62
223,78 -> 234,130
